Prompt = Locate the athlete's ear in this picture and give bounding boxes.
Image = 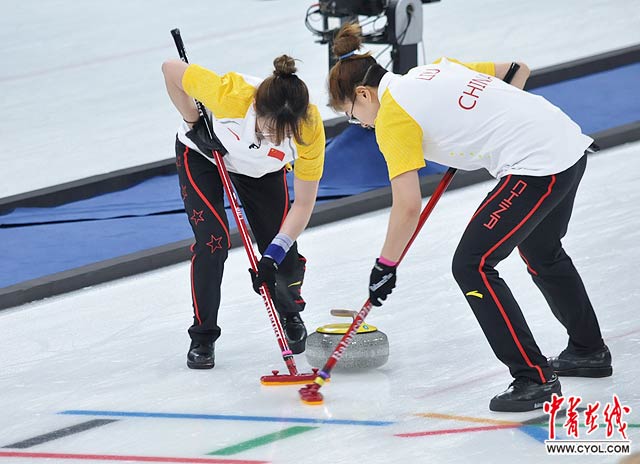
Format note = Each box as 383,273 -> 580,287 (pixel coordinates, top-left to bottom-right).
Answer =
355,85 -> 374,103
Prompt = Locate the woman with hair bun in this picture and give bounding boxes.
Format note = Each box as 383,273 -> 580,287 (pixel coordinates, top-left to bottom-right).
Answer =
162,54 -> 325,369
327,23 -> 610,412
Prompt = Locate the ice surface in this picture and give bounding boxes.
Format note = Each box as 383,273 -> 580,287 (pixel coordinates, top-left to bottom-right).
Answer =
1,143 -> 638,463
1,1 -> 638,461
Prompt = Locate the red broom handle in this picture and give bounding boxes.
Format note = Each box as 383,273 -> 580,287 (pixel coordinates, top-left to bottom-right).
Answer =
311,167 -> 457,384
211,150 -> 299,376
171,28 -> 298,376
304,62 -> 520,392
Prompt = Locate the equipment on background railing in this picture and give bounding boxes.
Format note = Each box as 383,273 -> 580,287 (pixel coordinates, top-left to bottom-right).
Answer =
305,0 -> 440,73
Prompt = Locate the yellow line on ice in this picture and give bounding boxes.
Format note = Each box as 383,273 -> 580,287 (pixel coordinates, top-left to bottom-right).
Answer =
416,412 -> 521,426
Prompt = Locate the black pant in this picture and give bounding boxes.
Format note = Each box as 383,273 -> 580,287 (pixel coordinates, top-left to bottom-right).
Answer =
175,139 -> 306,345
452,155 -> 604,383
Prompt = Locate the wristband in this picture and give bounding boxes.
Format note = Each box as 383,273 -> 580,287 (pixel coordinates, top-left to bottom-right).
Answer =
377,256 -> 397,267
264,233 -> 293,265
183,118 -> 199,124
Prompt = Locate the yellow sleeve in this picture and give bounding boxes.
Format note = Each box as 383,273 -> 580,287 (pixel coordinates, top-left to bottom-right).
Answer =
293,104 -> 325,182
433,57 -> 496,76
375,90 -> 426,180
182,64 -> 255,119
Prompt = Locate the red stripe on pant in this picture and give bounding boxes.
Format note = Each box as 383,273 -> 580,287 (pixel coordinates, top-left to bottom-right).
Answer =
469,175 -> 512,224
189,243 -> 201,325
183,146 -> 231,247
478,175 -> 557,384
279,169 -> 289,229
518,249 -> 539,276
184,146 -> 231,326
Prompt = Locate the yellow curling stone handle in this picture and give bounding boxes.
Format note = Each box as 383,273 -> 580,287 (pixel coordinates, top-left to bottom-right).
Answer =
317,309 -> 378,334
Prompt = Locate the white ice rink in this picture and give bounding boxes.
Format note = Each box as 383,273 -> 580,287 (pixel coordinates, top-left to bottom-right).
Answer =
1,0 -> 639,463
1,143 -> 639,463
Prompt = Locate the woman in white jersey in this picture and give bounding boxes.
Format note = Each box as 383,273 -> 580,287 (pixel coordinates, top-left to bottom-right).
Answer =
162,55 -> 325,369
328,24 -> 611,412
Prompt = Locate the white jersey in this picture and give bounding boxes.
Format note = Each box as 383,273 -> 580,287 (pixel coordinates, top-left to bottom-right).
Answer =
176,104 -> 299,179
374,58 -> 593,180
178,65 -> 325,181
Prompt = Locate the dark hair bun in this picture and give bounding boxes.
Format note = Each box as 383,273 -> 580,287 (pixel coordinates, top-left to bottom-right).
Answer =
273,55 -> 297,76
332,23 -> 363,58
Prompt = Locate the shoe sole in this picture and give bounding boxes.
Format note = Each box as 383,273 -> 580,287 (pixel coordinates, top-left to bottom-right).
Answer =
187,361 -> 215,369
489,382 -> 562,412
555,366 -> 612,378
489,396 -> 551,412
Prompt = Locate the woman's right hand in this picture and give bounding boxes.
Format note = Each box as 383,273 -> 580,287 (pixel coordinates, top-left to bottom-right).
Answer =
185,118 -> 228,157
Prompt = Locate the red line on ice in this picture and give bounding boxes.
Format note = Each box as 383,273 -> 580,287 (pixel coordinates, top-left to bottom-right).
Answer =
0,451 -> 269,464
395,423 -> 520,437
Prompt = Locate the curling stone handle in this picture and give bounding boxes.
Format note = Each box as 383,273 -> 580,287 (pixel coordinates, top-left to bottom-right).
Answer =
330,309 -> 358,319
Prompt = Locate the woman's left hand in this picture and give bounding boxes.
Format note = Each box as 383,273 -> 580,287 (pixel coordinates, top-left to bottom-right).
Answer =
368,259 -> 397,306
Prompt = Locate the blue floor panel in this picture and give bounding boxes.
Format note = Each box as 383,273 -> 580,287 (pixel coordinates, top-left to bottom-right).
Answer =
531,62 -> 640,134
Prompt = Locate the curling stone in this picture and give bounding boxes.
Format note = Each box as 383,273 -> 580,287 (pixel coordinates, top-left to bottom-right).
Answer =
305,309 -> 389,370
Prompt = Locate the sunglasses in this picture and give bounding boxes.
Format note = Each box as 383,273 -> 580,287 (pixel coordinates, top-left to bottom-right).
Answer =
345,94 -> 361,125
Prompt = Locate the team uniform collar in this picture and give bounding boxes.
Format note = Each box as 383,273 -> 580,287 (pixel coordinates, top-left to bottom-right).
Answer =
377,71 -> 400,100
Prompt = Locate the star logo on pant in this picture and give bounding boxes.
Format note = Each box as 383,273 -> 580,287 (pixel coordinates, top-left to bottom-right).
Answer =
181,185 -> 188,201
190,209 -> 204,225
176,155 -> 183,168
206,235 -> 223,253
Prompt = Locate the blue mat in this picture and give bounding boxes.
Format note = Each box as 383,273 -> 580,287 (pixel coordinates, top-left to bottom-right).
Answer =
1,175 -> 185,226
1,63 -> 638,289
1,214 -> 192,283
531,62 -> 640,134
0,126 -> 445,288
0,126 -> 441,227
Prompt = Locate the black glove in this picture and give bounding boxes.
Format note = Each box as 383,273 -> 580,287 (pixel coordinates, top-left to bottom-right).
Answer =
368,259 -> 397,306
185,117 -> 228,157
249,256 -> 278,296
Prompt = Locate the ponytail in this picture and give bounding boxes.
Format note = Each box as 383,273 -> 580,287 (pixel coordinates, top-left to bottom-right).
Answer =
255,55 -> 310,146
328,23 -> 387,110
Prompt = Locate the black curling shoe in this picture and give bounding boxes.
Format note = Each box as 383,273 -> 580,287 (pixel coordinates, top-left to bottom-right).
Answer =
187,341 -> 215,369
548,345 -> 612,378
280,313 -> 307,355
490,374 -> 562,412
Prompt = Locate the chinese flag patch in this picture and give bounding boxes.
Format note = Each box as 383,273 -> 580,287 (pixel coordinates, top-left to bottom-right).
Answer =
267,148 -> 285,161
